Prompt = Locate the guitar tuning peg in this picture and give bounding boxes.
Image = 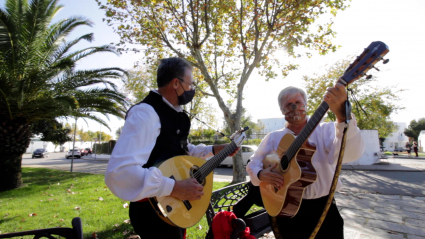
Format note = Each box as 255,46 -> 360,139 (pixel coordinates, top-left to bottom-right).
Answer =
372,66 -> 380,71
380,57 -> 389,64
361,73 -> 373,79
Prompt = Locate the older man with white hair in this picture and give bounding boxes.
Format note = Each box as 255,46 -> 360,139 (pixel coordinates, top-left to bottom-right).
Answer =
246,83 -> 365,238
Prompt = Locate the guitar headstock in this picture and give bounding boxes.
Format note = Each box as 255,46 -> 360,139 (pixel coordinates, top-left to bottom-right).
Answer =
339,41 -> 390,86
229,126 -> 249,147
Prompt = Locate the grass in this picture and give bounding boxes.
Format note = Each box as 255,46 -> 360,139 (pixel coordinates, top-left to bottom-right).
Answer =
0,168 -> 231,239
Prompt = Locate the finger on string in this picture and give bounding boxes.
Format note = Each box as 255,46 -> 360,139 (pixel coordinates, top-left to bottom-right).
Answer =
269,163 -> 278,170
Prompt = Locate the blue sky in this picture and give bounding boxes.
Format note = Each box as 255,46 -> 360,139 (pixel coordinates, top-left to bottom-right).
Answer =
2,0 -> 424,137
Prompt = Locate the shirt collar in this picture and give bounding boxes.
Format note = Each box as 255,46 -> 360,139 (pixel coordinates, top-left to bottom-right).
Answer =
152,90 -> 183,113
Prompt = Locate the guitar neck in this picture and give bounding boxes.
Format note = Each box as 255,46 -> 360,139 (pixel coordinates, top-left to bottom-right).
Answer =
194,142 -> 238,181
283,101 -> 329,165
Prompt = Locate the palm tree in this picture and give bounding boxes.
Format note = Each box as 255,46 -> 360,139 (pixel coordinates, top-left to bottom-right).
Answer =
0,0 -> 129,192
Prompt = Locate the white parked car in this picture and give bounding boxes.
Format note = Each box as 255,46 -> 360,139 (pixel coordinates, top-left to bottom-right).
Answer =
65,149 -> 81,159
208,145 -> 258,166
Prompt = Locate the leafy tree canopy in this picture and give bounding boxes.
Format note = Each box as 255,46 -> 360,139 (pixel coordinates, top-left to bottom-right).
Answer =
124,63 -> 218,126
404,118 -> 425,141
31,119 -> 71,146
97,0 -> 349,182
303,57 -> 404,139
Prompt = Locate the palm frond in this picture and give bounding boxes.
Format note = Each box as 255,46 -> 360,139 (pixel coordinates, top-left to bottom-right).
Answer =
67,45 -> 119,62
1,0 -> 128,130
43,16 -> 94,62
53,68 -> 127,91
72,112 -> 110,131
51,33 -> 94,61
0,87 -> 13,119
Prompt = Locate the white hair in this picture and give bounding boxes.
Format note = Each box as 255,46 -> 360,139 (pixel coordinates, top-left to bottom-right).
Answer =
277,86 -> 307,109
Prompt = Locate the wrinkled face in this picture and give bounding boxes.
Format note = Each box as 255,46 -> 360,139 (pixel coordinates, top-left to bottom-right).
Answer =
280,93 -> 307,125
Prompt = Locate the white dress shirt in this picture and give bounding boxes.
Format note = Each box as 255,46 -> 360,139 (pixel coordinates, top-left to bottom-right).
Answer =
246,115 -> 365,199
105,91 -> 213,202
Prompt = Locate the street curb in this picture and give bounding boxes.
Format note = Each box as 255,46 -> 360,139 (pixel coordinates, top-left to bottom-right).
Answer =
341,168 -> 424,172
78,157 -> 425,172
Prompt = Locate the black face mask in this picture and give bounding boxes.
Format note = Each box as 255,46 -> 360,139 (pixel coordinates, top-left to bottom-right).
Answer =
176,81 -> 195,105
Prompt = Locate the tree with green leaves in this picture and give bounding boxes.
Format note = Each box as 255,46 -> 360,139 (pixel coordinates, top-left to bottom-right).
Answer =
404,118 -> 425,141
98,0 -> 349,182
0,0 -> 129,192
77,128 -> 91,143
31,119 -> 71,146
223,111 -> 265,139
124,64 -> 218,127
303,58 -> 403,139
92,131 -> 113,142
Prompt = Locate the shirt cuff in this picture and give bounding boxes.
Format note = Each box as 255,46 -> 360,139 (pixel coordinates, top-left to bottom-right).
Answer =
251,168 -> 262,186
157,176 -> 175,197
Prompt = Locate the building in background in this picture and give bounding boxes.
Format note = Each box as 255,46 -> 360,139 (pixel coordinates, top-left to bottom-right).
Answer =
259,117 -> 286,134
381,122 -> 409,152
251,117 -> 286,139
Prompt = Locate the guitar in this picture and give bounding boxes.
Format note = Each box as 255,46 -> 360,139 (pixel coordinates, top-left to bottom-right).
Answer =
149,127 -> 248,228
260,41 -> 390,217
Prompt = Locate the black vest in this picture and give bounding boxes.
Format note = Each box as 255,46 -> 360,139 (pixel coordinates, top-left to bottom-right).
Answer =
126,91 -> 191,168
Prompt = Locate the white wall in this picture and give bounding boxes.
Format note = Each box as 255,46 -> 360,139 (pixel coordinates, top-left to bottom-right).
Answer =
382,122 -> 409,151
345,130 -> 380,165
258,118 -> 286,134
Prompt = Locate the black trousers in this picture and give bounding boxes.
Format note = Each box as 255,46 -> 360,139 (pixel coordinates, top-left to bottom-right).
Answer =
129,201 -> 185,239
270,196 -> 344,239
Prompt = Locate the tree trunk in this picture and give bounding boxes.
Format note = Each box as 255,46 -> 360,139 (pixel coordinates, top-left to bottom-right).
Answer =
232,151 -> 246,183
0,118 -> 32,192
229,122 -> 247,183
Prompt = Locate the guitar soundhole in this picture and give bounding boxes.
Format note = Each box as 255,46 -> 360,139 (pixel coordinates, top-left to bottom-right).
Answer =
281,155 -> 289,171
190,165 -> 205,186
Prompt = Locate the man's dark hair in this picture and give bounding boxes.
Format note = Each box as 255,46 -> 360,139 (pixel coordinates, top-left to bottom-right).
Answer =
157,57 -> 192,88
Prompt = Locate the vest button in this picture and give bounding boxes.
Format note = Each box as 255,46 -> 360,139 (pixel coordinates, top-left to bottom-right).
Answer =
176,129 -> 180,134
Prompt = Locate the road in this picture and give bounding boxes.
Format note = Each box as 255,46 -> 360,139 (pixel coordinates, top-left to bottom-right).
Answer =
22,153 -> 425,196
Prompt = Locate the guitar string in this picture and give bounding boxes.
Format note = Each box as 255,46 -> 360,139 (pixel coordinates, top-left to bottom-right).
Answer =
281,102 -> 329,167
154,142 -> 238,210
284,103 -> 327,163
192,141 -> 237,180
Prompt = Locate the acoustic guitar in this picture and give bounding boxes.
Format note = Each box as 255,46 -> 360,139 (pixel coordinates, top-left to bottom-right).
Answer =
149,127 -> 248,228
260,41 -> 390,217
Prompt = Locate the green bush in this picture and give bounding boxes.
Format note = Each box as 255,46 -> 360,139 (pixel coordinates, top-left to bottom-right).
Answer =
190,138 -> 231,145
244,139 -> 262,146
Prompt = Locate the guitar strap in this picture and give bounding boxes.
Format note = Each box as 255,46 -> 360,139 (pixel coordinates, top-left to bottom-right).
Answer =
308,98 -> 352,239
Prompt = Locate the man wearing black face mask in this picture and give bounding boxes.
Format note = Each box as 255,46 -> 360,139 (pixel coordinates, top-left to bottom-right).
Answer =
105,57 -> 237,239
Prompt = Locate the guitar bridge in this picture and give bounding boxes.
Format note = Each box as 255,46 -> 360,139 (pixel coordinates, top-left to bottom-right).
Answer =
183,200 -> 192,211
149,197 -> 167,217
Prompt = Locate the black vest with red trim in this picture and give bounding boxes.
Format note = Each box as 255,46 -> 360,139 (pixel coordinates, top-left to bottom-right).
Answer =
126,91 -> 191,168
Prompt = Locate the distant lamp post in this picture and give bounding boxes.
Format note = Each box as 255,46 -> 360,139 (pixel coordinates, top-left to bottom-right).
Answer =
93,138 -> 98,160
70,116 -> 78,172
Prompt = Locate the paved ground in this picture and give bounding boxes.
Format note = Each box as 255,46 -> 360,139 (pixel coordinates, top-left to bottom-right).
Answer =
22,153 -> 425,239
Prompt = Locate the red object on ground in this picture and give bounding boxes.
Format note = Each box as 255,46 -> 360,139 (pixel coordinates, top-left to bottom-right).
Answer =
212,211 -> 255,239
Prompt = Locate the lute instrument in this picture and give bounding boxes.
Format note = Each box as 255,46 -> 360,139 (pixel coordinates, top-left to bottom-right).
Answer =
149,127 -> 248,228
